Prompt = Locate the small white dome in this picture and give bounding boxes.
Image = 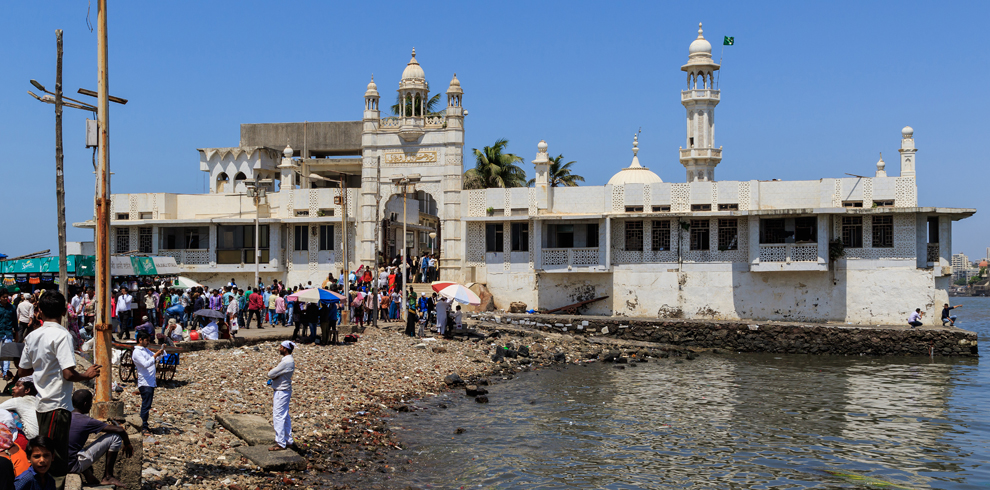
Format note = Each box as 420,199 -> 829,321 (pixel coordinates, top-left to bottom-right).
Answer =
401,48 -> 425,81
365,75 -> 379,97
607,133 -> 663,185
902,126 -> 914,138
688,23 -> 712,57
537,140 -> 548,152
446,73 -> 462,94
283,145 -> 293,158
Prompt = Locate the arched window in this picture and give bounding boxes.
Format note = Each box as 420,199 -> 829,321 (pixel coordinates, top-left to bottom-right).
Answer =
216,172 -> 229,193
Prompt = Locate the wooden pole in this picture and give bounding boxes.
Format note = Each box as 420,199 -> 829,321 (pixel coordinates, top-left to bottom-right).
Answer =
93,0 -> 121,420
55,30 -> 68,301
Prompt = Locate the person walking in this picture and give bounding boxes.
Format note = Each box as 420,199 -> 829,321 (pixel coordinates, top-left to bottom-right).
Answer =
0,291 -> 16,379
941,303 -> 963,326
15,290 -> 101,488
436,296 -> 449,337
908,308 -> 924,328
246,289 -> 264,329
132,332 -> 165,435
268,341 -> 296,451
15,296 -> 33,343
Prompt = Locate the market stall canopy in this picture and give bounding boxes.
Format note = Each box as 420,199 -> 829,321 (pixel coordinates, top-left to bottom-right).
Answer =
0,255 -> 179,277
173,276 -> 203,289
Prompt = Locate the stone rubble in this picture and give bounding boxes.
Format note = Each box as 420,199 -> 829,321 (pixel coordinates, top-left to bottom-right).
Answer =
118,322 -> 604,489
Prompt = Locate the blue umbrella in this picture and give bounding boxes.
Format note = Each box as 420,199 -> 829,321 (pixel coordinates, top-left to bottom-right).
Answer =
286,288 -> 345,304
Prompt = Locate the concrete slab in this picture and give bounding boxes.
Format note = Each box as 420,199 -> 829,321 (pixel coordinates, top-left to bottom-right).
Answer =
89,432 -> 142,490
235,445 -> 307,471
216,414 -> 274,446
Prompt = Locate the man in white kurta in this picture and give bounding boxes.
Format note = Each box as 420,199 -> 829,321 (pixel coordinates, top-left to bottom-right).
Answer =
268,341 -> 296,451
436,297 -> 449,336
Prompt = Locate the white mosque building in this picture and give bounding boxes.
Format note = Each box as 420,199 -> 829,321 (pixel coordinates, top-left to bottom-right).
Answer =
78,24 -> 974,324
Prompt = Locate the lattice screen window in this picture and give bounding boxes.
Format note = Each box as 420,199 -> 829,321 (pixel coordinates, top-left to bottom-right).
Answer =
115,228 -> 130,254
842,216 -> 863,248
652,220 -> 671,251
717,219 -> 738,251
871,215 -> 893,248
624,221 -> 643,251
690,219 -> 710,251
138,227 -> 153,254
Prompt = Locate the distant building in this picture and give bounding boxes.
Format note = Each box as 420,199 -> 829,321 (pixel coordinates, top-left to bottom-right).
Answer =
75,24 -> 975,324
952,253 -> 974,282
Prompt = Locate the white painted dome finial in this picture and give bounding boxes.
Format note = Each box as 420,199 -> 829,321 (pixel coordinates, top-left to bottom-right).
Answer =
698,22 -> 704,39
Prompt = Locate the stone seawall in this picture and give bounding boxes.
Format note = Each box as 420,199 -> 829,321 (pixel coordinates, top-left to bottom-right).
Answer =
471,313 -> 980,357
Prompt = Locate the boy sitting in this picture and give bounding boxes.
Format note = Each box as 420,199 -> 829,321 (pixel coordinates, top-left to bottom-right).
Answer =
14,436 -> 56,490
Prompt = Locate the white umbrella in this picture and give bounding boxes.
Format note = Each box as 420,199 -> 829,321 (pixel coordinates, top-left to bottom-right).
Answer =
434,283 -> 481,305
173,276 -> 203,289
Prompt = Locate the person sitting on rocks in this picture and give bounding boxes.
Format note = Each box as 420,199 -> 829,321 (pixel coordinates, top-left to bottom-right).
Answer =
200,319 -> 220,341
66,390 -> 132,488
0,378 -> 38,447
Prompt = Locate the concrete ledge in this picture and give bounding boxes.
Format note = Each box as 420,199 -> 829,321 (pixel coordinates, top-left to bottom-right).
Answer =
175,332 -> 292,352
216,414 -> 274,446
88,432 -> 143,490
235,446 -> 307,471
471,313 -> 980,357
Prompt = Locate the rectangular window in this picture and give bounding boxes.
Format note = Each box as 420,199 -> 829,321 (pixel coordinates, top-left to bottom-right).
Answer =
295,210 -> 310,217
794,217 -> 818,242
319,225 -> 334,251
218,225 -> 269,249
842,216 -> 863,248
159,227 -> 208,249
651,220 -> 671,251
873,200 -> 894,208
842,201 -> 863,208
872,215 -> 893,248
624,221 -> 644,251
691,204 -> 712,212
115,228 -> 130,254
652,205 -> 671,212
294,225 -> 308,251
115,213 -> 129,220
139,212 -> 153,220
927,216 -> 939,243
486,223 -> 504,252
511,223 -> 529,252
138,227 -> 153,254
586,223 -> 599,248
760,218 -> 787,244
717,203 -> 739,211
624,206 -> 643,213
718,219 -> 738,250
690,219 -> 710,250
547,224 -> 574,248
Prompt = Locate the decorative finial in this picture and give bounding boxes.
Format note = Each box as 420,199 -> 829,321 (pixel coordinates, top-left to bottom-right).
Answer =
632,134 -> 639,156
698,22 -> 704,39
877,152 -> 885,169
412,47 -> 416,58
371,74 -> 374,82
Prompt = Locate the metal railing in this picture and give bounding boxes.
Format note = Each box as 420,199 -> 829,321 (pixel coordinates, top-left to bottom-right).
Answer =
542,247 -> 601,268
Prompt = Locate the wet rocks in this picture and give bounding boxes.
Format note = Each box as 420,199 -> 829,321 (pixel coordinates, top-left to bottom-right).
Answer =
465,385 -> 488,396
475,395 -> 489,403
509,302 -> 527,313
444,373 -> 464,386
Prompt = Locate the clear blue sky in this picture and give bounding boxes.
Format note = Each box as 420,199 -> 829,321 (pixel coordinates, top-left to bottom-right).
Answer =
1,0 -> 987,261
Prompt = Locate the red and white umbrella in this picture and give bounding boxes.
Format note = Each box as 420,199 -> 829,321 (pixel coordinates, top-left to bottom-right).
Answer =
431,281 -> 480,305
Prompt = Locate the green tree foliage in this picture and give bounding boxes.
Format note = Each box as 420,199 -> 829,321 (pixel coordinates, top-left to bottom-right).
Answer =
463,139 -> 527,189
527,154 -> 585,187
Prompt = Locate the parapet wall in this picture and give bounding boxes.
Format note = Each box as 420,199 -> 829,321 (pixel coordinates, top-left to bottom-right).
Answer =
471,313 -> 979,358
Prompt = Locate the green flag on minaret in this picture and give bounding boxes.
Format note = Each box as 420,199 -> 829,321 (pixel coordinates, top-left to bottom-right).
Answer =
723,36 -> 734,45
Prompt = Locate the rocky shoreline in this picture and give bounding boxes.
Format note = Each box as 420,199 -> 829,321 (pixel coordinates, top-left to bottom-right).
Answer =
122,321 -> 617,489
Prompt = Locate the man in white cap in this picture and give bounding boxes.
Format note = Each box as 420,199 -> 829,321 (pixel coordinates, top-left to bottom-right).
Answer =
268,341 -> 296,451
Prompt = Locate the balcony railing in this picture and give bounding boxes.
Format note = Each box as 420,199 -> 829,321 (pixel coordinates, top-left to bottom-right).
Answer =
157,249 -> 210,265
379,117 -> 401,129
424,115 -> 445,128
927,243 -> 939,263
681,89 -> 720,101
758,244 -> 819,263
679,148 -> 723,160
542,247 -> 601,268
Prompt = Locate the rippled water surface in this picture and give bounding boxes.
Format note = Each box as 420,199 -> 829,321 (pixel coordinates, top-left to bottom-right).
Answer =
384,297 -> 990,489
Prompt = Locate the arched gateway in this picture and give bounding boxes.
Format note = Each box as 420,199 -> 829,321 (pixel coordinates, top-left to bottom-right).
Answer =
356,50 -> 466,282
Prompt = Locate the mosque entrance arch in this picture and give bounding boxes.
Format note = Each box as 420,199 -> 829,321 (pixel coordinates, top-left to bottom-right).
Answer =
380,186 -> 441,267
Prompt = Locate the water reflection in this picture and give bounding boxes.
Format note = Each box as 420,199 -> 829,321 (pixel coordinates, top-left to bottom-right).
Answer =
386,305 -> 990,489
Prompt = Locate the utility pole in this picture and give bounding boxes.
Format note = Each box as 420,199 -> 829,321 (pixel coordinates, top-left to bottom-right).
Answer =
372,156 -> 381,327
54,30 -> 67,300
93,0 -> 120,421
340,176 -> 349,326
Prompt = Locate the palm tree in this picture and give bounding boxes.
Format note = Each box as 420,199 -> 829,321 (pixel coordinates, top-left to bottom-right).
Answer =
464,139 -> 527,189
527,154 -> 585,187
390,81 -> 444,117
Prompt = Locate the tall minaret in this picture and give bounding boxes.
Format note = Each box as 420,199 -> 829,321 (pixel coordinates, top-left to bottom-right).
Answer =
679,23 -> 722,182
898,126 -> 916,177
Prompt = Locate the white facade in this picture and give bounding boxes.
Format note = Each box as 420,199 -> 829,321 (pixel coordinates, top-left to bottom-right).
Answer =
76,27 -> 974,325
